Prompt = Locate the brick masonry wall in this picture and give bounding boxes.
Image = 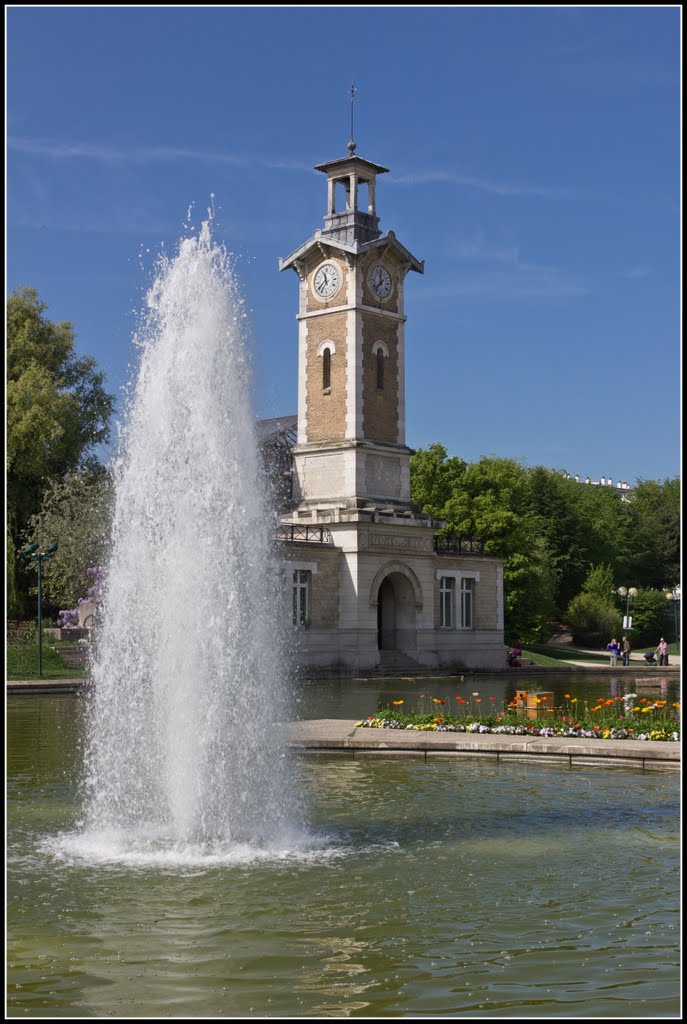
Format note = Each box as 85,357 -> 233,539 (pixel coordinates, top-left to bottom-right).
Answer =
305,312 -> 348,441
362,312 -> 399,443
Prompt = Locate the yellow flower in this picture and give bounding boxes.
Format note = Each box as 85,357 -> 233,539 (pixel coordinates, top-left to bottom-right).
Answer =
392,700 -> 404,706
641,707 -> 652,713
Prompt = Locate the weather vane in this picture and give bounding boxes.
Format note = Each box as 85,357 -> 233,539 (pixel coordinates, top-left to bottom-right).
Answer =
347,83 -> 357,154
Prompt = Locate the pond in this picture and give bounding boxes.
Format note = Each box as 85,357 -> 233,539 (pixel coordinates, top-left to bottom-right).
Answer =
291,671 -> 679,721
7,693 -> 680,1018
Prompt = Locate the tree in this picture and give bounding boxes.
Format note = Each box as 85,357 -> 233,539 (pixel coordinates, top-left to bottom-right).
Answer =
581,563 -> 616,602
566,564 -> 622,646
7,286 -> 114,611
410,443 -> 466,520
627,590 -> 674,649
524,468 -> 591,612
626,478 -> 680,589
410,449 -> 557,644
27,468 -> 114,611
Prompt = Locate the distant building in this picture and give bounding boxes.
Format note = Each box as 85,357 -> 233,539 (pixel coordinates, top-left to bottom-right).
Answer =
560,471 -> 634,501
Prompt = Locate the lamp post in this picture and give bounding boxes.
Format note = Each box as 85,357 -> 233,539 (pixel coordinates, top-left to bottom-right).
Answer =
22,542 -> 58,677
665,585 -> 681,644
617,586 -> 638,635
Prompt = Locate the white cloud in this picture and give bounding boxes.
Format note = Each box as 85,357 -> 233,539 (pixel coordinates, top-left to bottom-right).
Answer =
388,168 -> 588,200
7,136 -> 314,173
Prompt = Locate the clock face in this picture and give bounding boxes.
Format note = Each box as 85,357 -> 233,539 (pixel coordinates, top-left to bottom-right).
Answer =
313,262 -> 341,299
368,264 -> 393,300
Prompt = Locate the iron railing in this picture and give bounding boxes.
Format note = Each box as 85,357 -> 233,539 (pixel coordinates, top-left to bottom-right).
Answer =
276,524 -> 333,545
434,535 -> 485,556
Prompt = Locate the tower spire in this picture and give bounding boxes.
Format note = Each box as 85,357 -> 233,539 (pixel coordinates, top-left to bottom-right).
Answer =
347,83 -> 357,154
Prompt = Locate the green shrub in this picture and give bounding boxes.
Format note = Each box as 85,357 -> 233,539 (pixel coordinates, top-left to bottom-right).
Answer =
566,592 -> 622,647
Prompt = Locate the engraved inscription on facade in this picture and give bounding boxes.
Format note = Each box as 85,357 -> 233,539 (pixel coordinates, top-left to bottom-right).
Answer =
369,533 -> 433,552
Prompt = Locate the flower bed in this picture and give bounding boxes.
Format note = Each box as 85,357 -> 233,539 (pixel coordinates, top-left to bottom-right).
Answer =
356,692 -> 680,742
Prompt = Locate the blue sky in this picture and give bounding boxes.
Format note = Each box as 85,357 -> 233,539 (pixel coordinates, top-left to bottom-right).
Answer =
7,6 -> 681,485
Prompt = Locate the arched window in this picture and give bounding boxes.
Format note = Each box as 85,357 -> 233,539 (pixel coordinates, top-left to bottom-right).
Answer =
322,348 -> 331,391
376,348 -> 384,390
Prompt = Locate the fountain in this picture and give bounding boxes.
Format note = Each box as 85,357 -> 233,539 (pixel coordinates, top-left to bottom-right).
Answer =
74,218 -> 304,861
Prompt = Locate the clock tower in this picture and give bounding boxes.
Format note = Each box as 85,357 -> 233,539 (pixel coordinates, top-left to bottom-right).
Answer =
279,150 -> 424,514
276,144 -> 504,673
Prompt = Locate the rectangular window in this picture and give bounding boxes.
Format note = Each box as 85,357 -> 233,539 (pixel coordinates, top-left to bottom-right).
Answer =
461,578 -> 474,628
440,577 -> 455,628
292,569 -> 310,625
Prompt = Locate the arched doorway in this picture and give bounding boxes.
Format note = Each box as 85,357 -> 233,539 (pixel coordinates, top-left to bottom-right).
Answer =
376,571 -> 417,651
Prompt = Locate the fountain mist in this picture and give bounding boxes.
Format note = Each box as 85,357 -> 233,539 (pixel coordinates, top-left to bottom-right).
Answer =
81,221 -> 303,859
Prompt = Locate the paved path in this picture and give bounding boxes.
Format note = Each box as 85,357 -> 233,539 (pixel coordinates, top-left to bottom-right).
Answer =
285,720 -> 680,771
7,678 -> 88,693
546,643 -> 681,669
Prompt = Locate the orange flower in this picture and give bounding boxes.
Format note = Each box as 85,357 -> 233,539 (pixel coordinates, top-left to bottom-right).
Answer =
593,725 -> 600,730
564,694 -> 571,699
489,697 -> 496,701
392,700 -> 404,705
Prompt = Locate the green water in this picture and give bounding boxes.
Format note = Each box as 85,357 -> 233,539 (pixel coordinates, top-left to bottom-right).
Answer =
7,695 -> 680,1018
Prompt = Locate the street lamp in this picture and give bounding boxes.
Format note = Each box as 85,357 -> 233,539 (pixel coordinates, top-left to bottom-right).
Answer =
22,542 -> 58,678
665,585 -> 681,644
617,586 -> 639,634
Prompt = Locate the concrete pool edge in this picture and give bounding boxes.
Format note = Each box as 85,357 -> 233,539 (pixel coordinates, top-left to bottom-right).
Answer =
286,720 -> 681,771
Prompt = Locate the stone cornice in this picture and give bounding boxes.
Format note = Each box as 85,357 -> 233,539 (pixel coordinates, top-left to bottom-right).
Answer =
296,304 -> 407,323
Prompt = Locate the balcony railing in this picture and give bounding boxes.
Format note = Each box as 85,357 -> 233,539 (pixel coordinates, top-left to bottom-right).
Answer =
434,535 -> 485,556
276,524 -> 333,545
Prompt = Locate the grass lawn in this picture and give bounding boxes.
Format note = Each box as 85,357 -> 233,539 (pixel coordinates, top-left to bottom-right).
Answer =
525,644 -> 609,665
6,643 -> 86,680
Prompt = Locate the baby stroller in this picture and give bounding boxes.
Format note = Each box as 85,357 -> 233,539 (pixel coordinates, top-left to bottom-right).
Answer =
643,650 -> 658,666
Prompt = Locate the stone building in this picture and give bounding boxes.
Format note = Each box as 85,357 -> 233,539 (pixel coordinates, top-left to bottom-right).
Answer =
274,146 -> 504,672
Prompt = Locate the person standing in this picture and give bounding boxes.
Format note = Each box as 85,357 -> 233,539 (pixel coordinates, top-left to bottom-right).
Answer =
658,637 -> 669,665
622,636 -> 631,666
607,638 -> 619,667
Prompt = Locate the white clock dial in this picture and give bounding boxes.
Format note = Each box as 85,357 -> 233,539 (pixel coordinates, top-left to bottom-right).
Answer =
313,262 -> 341,299
368,264 -> 393,300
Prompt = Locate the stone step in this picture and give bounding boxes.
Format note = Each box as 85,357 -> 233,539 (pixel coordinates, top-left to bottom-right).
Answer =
53,646 -> 88,668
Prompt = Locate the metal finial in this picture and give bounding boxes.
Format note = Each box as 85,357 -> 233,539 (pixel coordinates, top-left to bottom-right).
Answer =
348,83 -> 357,154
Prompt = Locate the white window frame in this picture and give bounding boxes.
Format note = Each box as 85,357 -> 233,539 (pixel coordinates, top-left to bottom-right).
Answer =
460,577 -> 474,629
436,570 -> 479,630
439,576 -> 455,628
289,560 -> 318,627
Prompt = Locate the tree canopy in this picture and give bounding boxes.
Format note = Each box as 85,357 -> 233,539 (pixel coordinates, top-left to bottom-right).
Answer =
410,444 -> 680,645
27,468 -> 114,612
7,286 -> 114,613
